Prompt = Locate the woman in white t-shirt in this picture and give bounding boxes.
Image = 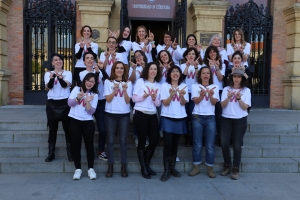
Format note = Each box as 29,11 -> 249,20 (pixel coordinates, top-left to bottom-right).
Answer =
203,45 -> 226,146
157,50 -> 174,84
132,25 -> 156,62
181,34 -> 204,60
104,61 -> 132,178
156,31 -> 182,65
74,25 -> 98,86
68,73 -> 98,180
189,66 -> 219,178
220,62 -> 251,180
99,36 -> 123,77
160,65 -> 188,182
133,62 -> 162,179
116,26 -> 132,66
44,53 -> 72,163
180,47 -> 203,147
207,34 -> 228,64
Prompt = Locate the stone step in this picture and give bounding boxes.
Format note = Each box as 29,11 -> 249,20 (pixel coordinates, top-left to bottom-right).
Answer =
0,157 -> 298,174
1,131 -> 300,145
1,142 -> 300,158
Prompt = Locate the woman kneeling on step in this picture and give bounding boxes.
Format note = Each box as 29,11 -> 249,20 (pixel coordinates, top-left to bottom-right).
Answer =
159,65 -> 188,182
220,51 -> 251,180
189,66 -> 219,178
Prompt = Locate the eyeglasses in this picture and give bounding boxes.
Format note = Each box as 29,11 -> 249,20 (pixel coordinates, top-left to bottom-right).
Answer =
107,42 -> 116,45
134,54 -> 142,59
86,80 -> 95,84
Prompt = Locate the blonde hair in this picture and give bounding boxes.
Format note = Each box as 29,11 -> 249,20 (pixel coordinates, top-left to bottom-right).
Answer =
231,28 -> 246,48
135,25 -> 148,43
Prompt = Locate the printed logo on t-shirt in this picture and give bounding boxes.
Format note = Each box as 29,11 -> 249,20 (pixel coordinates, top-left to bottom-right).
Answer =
229,89 -> 242,103
78,98 -> 87,107
114,88 -> 124,97
54,75 -> 66,85
172,94 -> 180,101
162,70 -> 167,78
108,59 -> 114,65
146,86 -> 158,95
211,68 -> 216,75
137,70 -> 142,76
140,45 -> 150,53
187,70 -> 196,79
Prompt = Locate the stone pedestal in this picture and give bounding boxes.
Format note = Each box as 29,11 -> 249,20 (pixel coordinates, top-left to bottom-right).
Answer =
76,0 -> 115,50
283,3 -> 300,109
0,0 -> 12,105
188,0 -> 230,48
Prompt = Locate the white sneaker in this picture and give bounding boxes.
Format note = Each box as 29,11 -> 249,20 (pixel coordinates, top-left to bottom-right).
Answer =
73,169 -> 82,180
145,139 -> 149,147
135,138 -> 138,147
88,168 -> 97,180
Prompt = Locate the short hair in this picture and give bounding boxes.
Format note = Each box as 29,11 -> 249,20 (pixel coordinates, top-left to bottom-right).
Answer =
203,46 -> 223,69
51,53 -> 64,69
83,52 -> 96,61
132,50 -> 148,65
117,26 -> 131,44
208,34 -> 223,47
109,61 -> 128,82
135,25 -> 148,43
166,65 -> 184,85
80,25 -> 93,38
140,62 -> 161,83
81,73 -> 98,94
106,36 -> 118,51
185,34 -> 198,47
196,66 -> 213,85
159,31 -> 175,45
232,51 -> 243,61
182,47 -> 202,64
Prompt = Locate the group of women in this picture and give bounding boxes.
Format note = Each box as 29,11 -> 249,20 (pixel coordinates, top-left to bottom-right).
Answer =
44,25 -> 251,181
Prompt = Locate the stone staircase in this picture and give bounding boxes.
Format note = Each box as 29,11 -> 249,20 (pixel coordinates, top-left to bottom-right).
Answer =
0,107 -> 300,174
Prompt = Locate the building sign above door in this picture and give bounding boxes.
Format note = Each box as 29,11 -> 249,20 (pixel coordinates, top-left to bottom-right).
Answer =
128,0 -> 176,19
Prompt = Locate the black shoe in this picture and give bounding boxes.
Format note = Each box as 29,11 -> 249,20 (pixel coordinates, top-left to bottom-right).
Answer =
45,143 -> 55,162
170,155 -> 181,177
137,150 -> 151,179
145,150 -> 156,176
161,157 -> 171,182
106,164 -> 113,178
121,163 -> 128,177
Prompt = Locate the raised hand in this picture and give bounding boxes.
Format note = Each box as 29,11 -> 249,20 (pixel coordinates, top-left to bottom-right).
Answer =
113,81 -> 120,92
169,86 -> 177,97
196,44 -> 202,52
208,87 -> 216,97
129,61 -> 137,69
79,39 -> 85,48
104,51 -> 110,60
235,90 -> 242,99
77,87 -> 85,100
148,30 -> 154,42
86,39 -> 91,48
85,94 -> 95,102
143,90 -> 150,98
171,38 -> 177,50
193,57 -> 201,67
97,60 -> 104,70
49,72 -> 56,79
199,87 -> 206,97
165,61 -> 173,70
207,58 -> 215,68
122,81 -> 129,90
215,58 -> 221,68
227,90 -> 234,99
178,86 -> 187,97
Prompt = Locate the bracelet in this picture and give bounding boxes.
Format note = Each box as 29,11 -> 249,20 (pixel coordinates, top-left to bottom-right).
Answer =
237,98 -> 241,101
76,97 -> 80,101
194,67 -> 198,70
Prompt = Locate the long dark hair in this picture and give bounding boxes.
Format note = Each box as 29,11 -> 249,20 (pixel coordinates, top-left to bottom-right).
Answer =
159,31 -> 175,45
203,46 -> 223,70
140,62 -> 161,83
109,61 -> 128,82
196,66 -> 213,85
185,34 -> 198,47
116,26 -> 131,44
132,50 -> 148,65
183,47 -> 202,64
81,73 -> 98,94
157,50 -> 173,65
166,65 -> 184,85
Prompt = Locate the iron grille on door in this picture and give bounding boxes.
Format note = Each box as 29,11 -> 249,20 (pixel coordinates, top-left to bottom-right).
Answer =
24,0 -> 76,105
224,0 -> 273,107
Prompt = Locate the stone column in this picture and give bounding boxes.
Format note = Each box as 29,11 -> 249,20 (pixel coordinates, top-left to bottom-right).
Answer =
76,0 -> 115,50
0,0 -> 12,105
283,3 -> 300,109
188,0 -> 230,48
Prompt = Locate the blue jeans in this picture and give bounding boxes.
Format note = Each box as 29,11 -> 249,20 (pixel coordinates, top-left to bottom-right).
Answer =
94,100 -> 106,153
192,115 -> 216,166
185,93 -> 195,135
105,113 -> 130,164
220,116 -> 247,168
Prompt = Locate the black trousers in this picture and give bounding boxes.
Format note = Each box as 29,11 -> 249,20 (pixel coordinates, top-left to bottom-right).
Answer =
163,132 -> 181,158
134,110 -> 159,151
69,117 -> 95,169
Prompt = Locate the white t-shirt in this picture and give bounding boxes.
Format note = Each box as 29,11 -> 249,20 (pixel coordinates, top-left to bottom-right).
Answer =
68,86 -> 98,121
44,70 -> 72,100
203,63 -> 226,90
160,67 -> 168,84
221,86 -> 251,119
156,44 -> 182,65
119,40 -> 132,65
226,42 -> 251,67
181,47 -> 204,60
132,41 -> 153,62
128,66 -> 143,90
180,63 -> 203,93
133,78 -> 161,113
99,52 -> 123,77
104,79 -> 132,114
79,70 -> 105,100
191,84 -> 219,115
160,82 -> 189,118
75,42 -> 98,68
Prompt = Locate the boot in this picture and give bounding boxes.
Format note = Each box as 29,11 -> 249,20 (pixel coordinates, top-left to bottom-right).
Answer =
145,150 -> 156,175
221,164 -> 232,176
207,166 -> 216,178
66,142 -> 73,162
121,163 -> 128,177
231,167 -> 240,180
106,163 -> 113,178
189,164 -> 200,176
170,155 -> 181,177
45,143 -> 55,162
137,150 -> 151,179
161,156 -> 171,182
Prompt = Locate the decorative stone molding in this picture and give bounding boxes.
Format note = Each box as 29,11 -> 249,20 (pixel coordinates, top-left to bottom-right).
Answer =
282,3 -> 300,109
